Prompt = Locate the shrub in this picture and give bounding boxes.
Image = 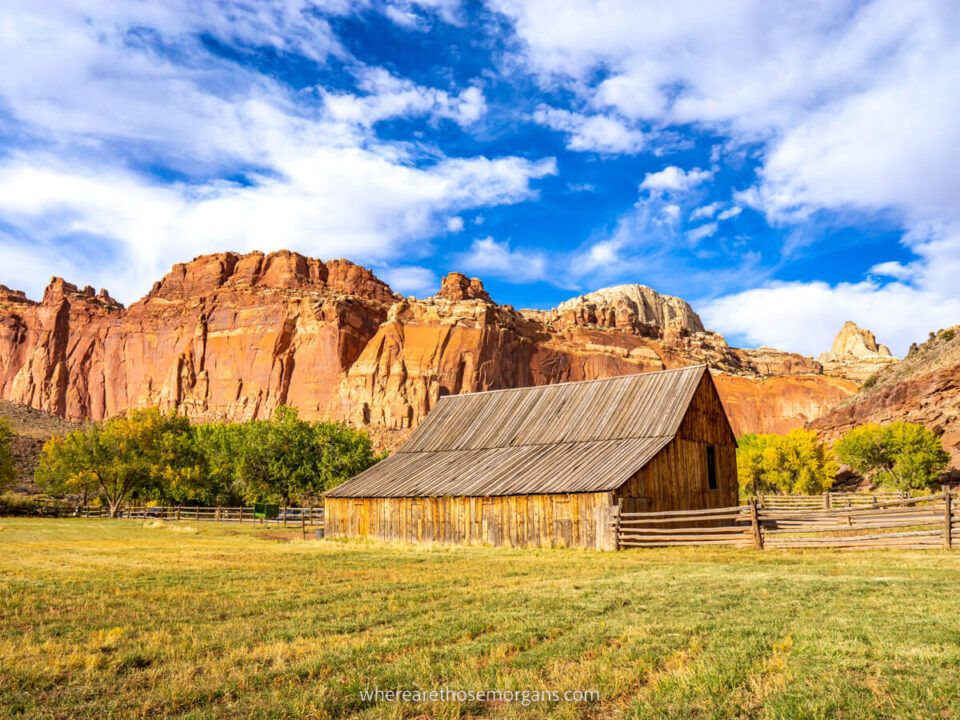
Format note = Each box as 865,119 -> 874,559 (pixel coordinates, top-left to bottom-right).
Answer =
834,422 -> 949,491
737,429 -> 837,497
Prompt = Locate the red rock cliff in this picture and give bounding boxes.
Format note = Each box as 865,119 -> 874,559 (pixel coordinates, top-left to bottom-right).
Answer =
0,255 -> 857,438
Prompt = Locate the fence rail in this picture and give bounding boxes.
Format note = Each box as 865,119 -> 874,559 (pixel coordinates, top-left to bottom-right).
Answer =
76,505 -> 325,526
754,491 -> 909,510
615,489 -> 954,551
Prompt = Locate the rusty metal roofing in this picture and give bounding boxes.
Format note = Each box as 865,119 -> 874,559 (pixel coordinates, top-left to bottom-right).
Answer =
326,365 -> 707,498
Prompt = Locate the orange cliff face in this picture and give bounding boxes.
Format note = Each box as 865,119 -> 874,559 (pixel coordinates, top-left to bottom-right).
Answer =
0,256 -> 858,437
0,252 -> 396,421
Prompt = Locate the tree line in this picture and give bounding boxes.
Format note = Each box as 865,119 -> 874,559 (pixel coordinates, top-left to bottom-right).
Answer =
0,411 -> 951,512
737,422 -> 950,497
30,407 -> 383,516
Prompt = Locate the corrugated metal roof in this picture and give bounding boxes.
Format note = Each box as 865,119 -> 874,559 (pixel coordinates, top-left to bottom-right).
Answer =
327,365 -> 706,498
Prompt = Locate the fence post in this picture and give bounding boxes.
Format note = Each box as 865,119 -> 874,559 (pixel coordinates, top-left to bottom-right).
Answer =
944,486 -> 953,550
612,500 -> 621,551
301,512 -> 307,540
824,491 -> 831,509
750,499 -> 764,550
283,506 -> 288,527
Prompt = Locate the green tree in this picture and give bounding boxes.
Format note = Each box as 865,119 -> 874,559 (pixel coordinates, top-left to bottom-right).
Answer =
312,421 -> 382,493
35,409 -> 202,516
834,422 -> 949,491
192,421 -> 246,504
0,418 -> 16,492
193,407 -> 383,505
737,429 -> 837,496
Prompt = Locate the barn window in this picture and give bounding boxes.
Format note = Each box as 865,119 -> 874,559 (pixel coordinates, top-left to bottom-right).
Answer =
706,445 -> 718,490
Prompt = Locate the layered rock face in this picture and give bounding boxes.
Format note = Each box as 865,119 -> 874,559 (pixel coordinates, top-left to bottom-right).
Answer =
812,327 -> 960,465
0,252 -> 395,421
0,256 -> 858,439
818,321 -> 898,383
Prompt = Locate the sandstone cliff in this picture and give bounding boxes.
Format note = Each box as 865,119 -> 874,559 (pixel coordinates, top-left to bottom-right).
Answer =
0,252 -> 396,422
818,321 -> 898,383
0,254 -> 859,439
812,326 -> 960,465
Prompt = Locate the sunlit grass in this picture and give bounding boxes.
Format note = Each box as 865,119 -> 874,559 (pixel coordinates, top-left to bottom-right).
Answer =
2,518 -> 959,719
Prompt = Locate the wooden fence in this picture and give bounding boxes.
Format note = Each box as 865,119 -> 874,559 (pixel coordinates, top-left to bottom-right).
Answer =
76,505 -> 325,526
616,489 -> 954,550
754,491 -> 909,510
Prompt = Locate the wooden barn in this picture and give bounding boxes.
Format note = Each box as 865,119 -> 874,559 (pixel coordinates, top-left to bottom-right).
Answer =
325,365 -> 738,550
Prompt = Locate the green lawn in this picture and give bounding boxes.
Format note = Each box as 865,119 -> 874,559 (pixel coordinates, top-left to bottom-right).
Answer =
1,519 -> 959,719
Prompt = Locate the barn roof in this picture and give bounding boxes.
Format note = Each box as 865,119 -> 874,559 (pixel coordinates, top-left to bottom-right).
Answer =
326,365 -> 708,498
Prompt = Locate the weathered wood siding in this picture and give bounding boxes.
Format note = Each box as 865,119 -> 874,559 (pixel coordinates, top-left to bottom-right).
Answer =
615,372 -> 738,513
325,492 -> 616,549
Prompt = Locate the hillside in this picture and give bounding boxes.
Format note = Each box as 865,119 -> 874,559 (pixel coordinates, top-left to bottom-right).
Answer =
812,326 -> 960,464
0,250 -> 865,439
0,400 -> 77,492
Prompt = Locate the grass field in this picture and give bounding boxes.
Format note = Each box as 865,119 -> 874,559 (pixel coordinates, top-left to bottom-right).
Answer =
2,519 -> 960,719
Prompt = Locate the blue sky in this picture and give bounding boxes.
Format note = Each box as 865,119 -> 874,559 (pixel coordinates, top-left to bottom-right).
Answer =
0,0 -> 958,356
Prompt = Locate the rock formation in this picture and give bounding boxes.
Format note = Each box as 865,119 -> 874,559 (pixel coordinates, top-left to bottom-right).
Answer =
818,321 -> 898,383
812,326 -> 960,465
548,284 -> 705,338
0,254 -> 860,440
0,251 -> 396,422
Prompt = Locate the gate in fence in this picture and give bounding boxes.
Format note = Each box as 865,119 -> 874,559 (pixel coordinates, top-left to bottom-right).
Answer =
614,489 -> 954,551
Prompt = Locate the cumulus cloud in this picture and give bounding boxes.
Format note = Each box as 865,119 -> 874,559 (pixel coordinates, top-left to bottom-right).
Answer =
701,277 -> 960,358
532,106 -> 644,154
455,236 -> 548,283
639,166 -> 712,193
0,1 -> 550,302
494,0 -> 960,349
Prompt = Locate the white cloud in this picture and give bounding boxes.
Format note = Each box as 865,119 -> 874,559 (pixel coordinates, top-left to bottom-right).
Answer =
455,236 -> 548,283
639,166 -> 712,193
495,0 -> 960,347
379,265 -> 438,295
321,68 -> 487,128
690,202 -> 723,221
0,1 -> 551,302
717,206 -> 742,221
870,261 -> 918,281
446,216 -> 465,232
0,152 -> 554,302
532,106 -> 644,154
702,277 -> 960,358
686,223 -> 718,244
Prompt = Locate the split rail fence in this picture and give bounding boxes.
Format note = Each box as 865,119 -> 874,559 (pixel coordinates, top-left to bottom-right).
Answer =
76,505 -> 325,527
615,489 -> 955,550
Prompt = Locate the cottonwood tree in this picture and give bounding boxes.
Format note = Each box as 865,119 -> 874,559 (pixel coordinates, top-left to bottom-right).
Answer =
737,429 -> 837,496
834,422 -> 949,491
35,409 -> 201,516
